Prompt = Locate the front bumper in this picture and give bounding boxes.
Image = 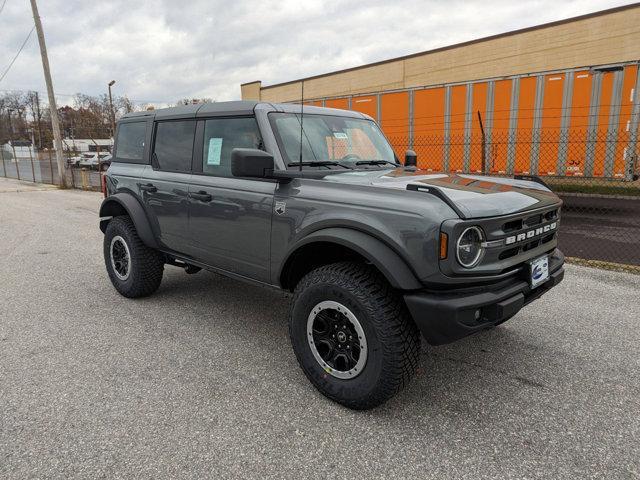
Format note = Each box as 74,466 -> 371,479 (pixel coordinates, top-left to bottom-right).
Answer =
404,249 -> 564,345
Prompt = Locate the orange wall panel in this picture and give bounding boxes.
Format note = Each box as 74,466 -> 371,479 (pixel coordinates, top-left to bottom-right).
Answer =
351,95 -> 377,119
593,71 -> 615,176
413,87 -> 446,171
566,70 -> 592,175
490,79 -> 512,173
325,98 -> 349,110
515,76 -> 537,173
613,65 -> 638,177
449,85 -> 467,172
380,92 -> 409,159
539,74 -> 565,174
469,82 -> 487,172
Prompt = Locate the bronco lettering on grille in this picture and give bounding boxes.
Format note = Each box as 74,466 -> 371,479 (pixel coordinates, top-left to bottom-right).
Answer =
505,222 -> 557,245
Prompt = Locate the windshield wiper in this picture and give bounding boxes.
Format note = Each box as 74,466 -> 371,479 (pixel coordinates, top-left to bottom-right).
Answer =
287,161 -> 353,169
354,159 -> 399,167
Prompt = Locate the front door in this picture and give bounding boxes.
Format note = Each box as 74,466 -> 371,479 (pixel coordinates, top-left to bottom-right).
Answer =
140,119 -> 196,253
187,117 -> 275,283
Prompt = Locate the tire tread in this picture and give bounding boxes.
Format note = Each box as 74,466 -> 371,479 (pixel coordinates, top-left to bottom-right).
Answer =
290,261 -> 420,409
104,216 -> 164,298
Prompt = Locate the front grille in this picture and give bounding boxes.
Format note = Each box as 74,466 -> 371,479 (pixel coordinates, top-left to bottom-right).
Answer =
498,247 -> 519,260
503,219 -> 522,233
523,214 -> 542,227
482,205 -> 560,271
440,203 -> 562,277
502,208 -> 557,233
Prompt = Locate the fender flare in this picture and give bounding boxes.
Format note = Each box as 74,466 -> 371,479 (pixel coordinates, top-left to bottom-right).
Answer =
280,227 -> 422,290
99,193 -> 159,249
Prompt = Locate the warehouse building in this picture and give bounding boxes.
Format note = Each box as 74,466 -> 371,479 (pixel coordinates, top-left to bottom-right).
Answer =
241,4 -> 640,179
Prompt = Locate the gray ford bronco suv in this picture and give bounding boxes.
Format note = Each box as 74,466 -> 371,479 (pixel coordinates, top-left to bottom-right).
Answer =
100,101 -> 564,409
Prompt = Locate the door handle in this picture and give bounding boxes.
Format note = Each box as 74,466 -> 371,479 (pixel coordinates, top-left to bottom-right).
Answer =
190,190 -> 212,202
139,183 -> 157,193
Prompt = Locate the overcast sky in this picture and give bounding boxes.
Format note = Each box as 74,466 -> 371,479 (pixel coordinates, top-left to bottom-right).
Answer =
0,0 -> 632,107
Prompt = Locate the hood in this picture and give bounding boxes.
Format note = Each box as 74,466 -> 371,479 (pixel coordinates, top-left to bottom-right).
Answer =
325,168 -> 561,218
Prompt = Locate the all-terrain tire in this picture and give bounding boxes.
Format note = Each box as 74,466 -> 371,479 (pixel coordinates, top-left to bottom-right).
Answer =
104,216 -> 164,298
289,261 -> 420,410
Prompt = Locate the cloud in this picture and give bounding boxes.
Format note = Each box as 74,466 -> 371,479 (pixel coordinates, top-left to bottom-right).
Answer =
0,0 -> 631,107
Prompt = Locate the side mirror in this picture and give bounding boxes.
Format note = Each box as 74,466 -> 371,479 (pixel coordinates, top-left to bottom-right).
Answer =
404,149 -> 417,168
231,148 -> 275,178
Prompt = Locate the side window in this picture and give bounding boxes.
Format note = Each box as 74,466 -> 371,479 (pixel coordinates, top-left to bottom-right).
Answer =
114,121 -> 146,163
153,120 -> 196,172
202,117 -> 262,177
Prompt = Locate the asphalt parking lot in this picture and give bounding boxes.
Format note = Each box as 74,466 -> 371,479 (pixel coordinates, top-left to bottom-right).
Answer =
559,193 -> 640,265
1,177 -> 639,479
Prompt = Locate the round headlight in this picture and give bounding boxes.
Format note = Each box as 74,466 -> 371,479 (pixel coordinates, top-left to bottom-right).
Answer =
456,226 -> 484,268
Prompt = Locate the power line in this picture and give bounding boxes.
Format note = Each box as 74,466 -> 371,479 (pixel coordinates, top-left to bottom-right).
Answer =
0,0 -> 8,16
0,26 -> 36,84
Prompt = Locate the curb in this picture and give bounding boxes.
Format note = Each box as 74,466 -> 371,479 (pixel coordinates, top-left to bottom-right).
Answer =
566,257 -> 640,275
557,192 -> 640,201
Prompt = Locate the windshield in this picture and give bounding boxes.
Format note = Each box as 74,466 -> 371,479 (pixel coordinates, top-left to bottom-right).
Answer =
270,113 -> 397,169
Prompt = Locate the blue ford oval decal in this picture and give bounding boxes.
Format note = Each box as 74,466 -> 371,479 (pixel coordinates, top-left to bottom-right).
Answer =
532,265 -> 544,280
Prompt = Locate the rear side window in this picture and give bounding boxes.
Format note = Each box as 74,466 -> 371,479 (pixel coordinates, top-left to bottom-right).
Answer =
201,117 -> 262,177
114,122 -> 146,163
153,120 -> 196,172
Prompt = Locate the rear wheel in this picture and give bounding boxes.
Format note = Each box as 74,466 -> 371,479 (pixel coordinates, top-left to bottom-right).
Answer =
289,262 -> 420,410
104,216 -> 164,298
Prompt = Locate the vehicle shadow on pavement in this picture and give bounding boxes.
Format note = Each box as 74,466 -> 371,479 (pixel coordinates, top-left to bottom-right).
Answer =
150,267 -> 552,416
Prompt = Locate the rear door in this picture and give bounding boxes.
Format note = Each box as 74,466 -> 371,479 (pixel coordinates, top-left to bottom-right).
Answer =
140,119 -> 195,253
186,116 -> 275,282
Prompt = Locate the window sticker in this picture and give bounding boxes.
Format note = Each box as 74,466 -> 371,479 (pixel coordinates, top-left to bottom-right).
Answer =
207,138 -> 223,165
333,132 -> 348,139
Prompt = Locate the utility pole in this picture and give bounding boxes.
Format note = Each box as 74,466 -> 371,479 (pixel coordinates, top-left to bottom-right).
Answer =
29,0 -> 66,187
108,80 -> 116,139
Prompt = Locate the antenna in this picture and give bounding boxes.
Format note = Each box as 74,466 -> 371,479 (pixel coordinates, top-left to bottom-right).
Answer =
299,80 -> 304,172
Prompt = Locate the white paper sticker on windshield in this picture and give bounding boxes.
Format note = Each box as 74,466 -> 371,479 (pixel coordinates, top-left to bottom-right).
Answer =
333,132 -> 348,139
207,138 -> 223,165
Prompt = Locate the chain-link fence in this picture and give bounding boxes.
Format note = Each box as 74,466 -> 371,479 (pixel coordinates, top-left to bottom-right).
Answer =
0,142 -> 106,191
1,113 -> 638,268
0,90 -> 133,191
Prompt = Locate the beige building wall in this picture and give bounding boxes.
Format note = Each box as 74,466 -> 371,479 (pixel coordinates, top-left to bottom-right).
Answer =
241,4 -> 640,102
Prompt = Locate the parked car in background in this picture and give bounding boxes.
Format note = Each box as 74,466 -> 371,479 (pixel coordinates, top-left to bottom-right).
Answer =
94,153 -> 112,171
67,154 -> 82,167
78,152 -> 112,170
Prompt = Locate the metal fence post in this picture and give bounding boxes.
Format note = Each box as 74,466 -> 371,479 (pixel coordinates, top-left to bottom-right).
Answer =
408,90 -> 414,151
70,162 -> 75,188
65,146 -> 75,188
28,144 -> 36,182
10,141 -> 20,181
47,148 -> 54,184
97,145 -> 102,186
0,147 -> 6,178
477,110 -> 487,174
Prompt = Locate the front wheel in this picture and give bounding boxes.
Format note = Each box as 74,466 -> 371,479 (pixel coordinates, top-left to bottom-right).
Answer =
289,262 -> 420,410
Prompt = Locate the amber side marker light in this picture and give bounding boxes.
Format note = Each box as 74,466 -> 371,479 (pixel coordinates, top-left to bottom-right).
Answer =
439,232 -> 448,259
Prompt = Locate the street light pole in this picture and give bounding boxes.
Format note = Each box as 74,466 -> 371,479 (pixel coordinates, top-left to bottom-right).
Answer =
29,0 -> 66,187
108,80 -> 116,139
